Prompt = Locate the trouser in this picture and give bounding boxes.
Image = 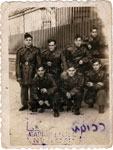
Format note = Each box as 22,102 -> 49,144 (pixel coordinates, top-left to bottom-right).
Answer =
52,92 -> 60,112
71,92 -> 83,110
21,85 -> 32,107
29,93 -> 53,110
59,92 -> 83,110
85,89 -> 107,106
30,92 -> 61,112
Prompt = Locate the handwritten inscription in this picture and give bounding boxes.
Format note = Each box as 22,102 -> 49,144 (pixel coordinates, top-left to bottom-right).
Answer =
72,122 -> 105,139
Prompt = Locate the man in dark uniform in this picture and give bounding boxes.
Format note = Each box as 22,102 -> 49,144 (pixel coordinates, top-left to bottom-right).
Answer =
30,65 -> 60,117
16,33 -> 41,111
59,64 -> 84,115
84,58 -> 108,113
41,39 -> 67,80
83,26 -> 103,58
64,34 -> 91,73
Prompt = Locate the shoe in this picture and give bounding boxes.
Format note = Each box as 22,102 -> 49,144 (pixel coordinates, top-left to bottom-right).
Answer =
39,108 -> 45,113
59,107 -> 64,112
99,105 -> 104,114
67,107 -> 71,112
19,105 -> 28,111
54,111 -> 60,117
74,109 -> 80,115
88,104 -> 94,108
72,108 -> 74,112
31,108 -> 37,112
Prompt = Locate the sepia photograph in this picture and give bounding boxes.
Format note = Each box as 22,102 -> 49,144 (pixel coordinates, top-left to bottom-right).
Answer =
1,1 -> 112,148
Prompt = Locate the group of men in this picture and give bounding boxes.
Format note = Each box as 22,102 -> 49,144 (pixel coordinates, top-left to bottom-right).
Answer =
16,26 -> 108,117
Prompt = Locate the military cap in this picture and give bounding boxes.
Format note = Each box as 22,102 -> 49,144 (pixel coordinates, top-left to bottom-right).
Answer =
36,64 -> 45,70
24,33 -> 32,39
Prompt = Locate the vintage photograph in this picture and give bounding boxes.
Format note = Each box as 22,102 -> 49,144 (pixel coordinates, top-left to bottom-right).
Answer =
1,1 -> 112,148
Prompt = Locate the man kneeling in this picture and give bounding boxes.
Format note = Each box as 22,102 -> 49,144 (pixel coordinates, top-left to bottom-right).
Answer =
60,64 -> 84,115
30,65 -> 60,117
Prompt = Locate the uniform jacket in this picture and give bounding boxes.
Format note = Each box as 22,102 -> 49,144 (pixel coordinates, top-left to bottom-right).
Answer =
64,44 -> 91,68
31,73 -> 57,100
41,48 -> 67,78
85,68 -> 109,91
84,35 -> 102,57
16,45 -> 41,85
60,72 -> 84,96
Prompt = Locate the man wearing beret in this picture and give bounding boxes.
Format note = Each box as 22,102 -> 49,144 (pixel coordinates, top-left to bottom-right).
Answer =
16,33 -> 41,111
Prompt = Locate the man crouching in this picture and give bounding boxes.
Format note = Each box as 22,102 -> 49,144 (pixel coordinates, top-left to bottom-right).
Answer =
30,65 -> 60,117
84,58 -> 109,113
60,64 -> 84,115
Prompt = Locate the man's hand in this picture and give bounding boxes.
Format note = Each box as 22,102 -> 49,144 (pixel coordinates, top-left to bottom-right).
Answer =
66,92 -> 71,99
39,100 -> 44,106
34,73 -> 38,78
79,60 -> 83,65
41,88 -> 47,94
47,61 -> 52,67
87,82 -> 93,87
97,82 -> 104,87
45,101 -> 50,106
17,78 -> 22,86
88,44 -> 92,49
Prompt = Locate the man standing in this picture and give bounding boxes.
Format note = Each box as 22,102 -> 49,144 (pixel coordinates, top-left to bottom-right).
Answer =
16,33 -> 41,111
41,39 -> 67,80
64,34 -> 91,73
84,26 -> 103,58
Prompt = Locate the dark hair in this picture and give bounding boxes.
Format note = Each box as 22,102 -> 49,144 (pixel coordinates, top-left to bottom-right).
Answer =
48,39 -> 56,45
36,65 -> 45,70
24,33 -> 32,39
91,58 -> 101,65
90,26 -> 98,32
74,34 -> 82,40
67,63 -> 76,69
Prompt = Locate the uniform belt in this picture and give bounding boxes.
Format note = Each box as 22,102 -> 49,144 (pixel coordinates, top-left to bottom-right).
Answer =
23,61 -> 35,66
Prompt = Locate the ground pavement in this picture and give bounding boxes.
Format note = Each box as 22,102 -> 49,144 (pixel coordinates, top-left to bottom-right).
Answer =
9,79 -> 111,147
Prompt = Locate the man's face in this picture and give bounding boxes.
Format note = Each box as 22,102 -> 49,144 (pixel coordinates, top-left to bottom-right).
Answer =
24,37 -> 32,47
74,37 -> 82,47
48,41 -> 56,52
67,67 -> 76,77
91,29 -> 98,38
37,67 -> 45,78
92,62 -> 101,71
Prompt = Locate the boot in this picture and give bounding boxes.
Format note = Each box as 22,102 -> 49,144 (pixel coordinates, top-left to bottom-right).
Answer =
67,107 -> 71,112
99,105 -> 104,114
74,108 -> 80,115
88,103 -> 94,108
39,108 -> 45,113
54,110 -> 60,117
31,108 -> 37,112
59,107 -> 64,112
72,108 -> 74,112
19,105 -> 28,111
